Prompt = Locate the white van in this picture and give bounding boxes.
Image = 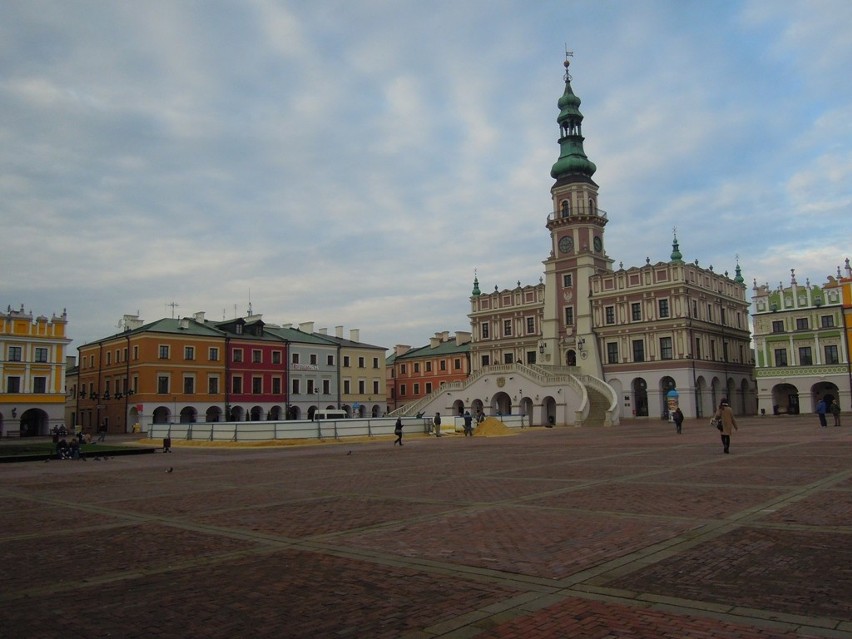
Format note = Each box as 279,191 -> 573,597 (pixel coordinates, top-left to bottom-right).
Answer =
314,409 -> 348,421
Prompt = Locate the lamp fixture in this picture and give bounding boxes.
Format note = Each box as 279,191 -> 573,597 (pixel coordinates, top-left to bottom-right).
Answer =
538,340 -> 545,354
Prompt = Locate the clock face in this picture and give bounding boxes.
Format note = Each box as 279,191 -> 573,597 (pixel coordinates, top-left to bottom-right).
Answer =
559,236 -> 573,253
593,236 -> 602,252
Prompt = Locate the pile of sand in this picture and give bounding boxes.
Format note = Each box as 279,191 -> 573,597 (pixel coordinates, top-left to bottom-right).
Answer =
473,417 -> 517,437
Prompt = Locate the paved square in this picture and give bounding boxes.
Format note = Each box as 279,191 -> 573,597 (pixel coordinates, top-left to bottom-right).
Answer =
1,415 -> 850,638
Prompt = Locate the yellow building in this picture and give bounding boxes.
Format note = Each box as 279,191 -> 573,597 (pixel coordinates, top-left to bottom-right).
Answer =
1,305 -> 71,436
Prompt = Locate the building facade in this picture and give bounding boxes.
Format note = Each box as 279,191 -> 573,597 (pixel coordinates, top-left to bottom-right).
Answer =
387,331 -> 472,413
0,305 -> 71,436
752,263 -> 851,416
396,57 -> 754,424
75,312 -> 387,433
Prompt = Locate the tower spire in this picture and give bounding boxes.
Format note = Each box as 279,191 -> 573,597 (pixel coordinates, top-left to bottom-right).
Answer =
550,53 -> 597,183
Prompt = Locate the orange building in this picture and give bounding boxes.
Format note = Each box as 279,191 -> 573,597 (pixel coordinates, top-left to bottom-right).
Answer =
387,331 -> 471,414
76,313 -> 226,434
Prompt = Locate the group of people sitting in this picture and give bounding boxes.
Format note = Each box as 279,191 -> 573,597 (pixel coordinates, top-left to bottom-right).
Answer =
53,426 -> 91,460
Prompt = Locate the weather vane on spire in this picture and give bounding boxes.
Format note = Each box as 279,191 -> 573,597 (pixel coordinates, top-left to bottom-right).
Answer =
564,45 -> 573,80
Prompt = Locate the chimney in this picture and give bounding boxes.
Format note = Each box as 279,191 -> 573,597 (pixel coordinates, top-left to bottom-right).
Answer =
318,327 -> 327,335
455,331 -> 472,345
194,311 -> 206,323
394,345 -> 411,356
299,321 -> 314,334
335,325 -> 344,338
430,336 -> 440,348
123,314 -> 144,330
179,317 -> 190,330
349,328 -> 360,343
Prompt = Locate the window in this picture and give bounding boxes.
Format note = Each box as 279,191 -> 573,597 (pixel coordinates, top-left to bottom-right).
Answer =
632,340 -> 645,362
292,379 -> 300,394
772,320 -> 784,333
658,299 -> 669,319
232,377 -> 243,394
252,377 -> 262,394
631,303 -> 642,321
414,363 -> 420,373
327,355 -> 334,366
660,337 -> 673,360
425,361 -> 432,372
307,379 -> 315,394
133,345 -> 139,360
526,317 -> 535,334
605,306 -> 615,325
481,355 -> 490,366
6,376 -> 21,393
292,353 -> 300,364
252,350 -> 262,363
107,351 -> 112,365
209,347 -> 219,361
774,348 -> 788,367
373,380 -> 380,394
694,337 -> 701,359
373,357 -> 379,368
527,351 -> 537,365
272,377 -> 281,394
157,376 -> 169,394
425,382 -> 432,394
272,351 -> 281,365
34,347 -> 48,363
358,357 -> 365,368
233,349 -> 243,363
440,360 -> 447,371
323,379 -> 330,394
564,307 -> 574,326
400,364 -> 407,374
343,356 -> 351,367
503,320 -> 512,336
184,346 -> 195,360
310,353 -> 317,365
481,322 -> 489,339
796,318 -> 809,330
454,358 -> 461,370
33,377 -> 47,393
607,342 -> 619,364
183,376 -> 195,394
821,315 -> 834,328
400,384 -> 407,396
503,352 -> 514,364
563,273 -> 573,287
159,345 -> 170,359
208,376 -> 219,394
343,380 -> 351,394
8,346 -> 22,362
798,347 -> 812,366
825,345 -> 839,364
692,301 -> 698,318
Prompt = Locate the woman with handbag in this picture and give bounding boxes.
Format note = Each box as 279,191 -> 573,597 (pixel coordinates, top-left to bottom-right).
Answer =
713,398 -> 738,454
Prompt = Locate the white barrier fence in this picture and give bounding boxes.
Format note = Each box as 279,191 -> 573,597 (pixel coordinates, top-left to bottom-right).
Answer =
147,414 -> 529,443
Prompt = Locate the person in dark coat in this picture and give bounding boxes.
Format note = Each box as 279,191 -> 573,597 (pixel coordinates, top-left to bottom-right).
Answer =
463,411 -> 473,437
393,417 -> 403,446
672,407 -> 684,434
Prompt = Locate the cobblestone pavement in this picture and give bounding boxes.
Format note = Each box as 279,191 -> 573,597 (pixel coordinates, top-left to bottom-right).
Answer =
1,416 -> 851,638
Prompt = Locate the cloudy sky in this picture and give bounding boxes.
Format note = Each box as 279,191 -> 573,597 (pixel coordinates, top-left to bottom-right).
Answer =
2,0 -> 851,353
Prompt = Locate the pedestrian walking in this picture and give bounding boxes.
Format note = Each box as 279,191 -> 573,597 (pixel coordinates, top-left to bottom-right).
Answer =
463,411 -> 473,437
830,399 -> 841,427
433,412 -> 442,437
393,417 -> 404,445
816,397 -> 828,428
672,407 -> 684,434
714,398 -> 738,454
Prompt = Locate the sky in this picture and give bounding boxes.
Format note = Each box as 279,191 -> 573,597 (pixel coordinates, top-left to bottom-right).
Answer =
2,0 -> 851,353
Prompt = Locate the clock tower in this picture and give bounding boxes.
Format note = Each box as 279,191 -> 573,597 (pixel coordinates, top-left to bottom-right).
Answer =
542,56 -> 613,374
